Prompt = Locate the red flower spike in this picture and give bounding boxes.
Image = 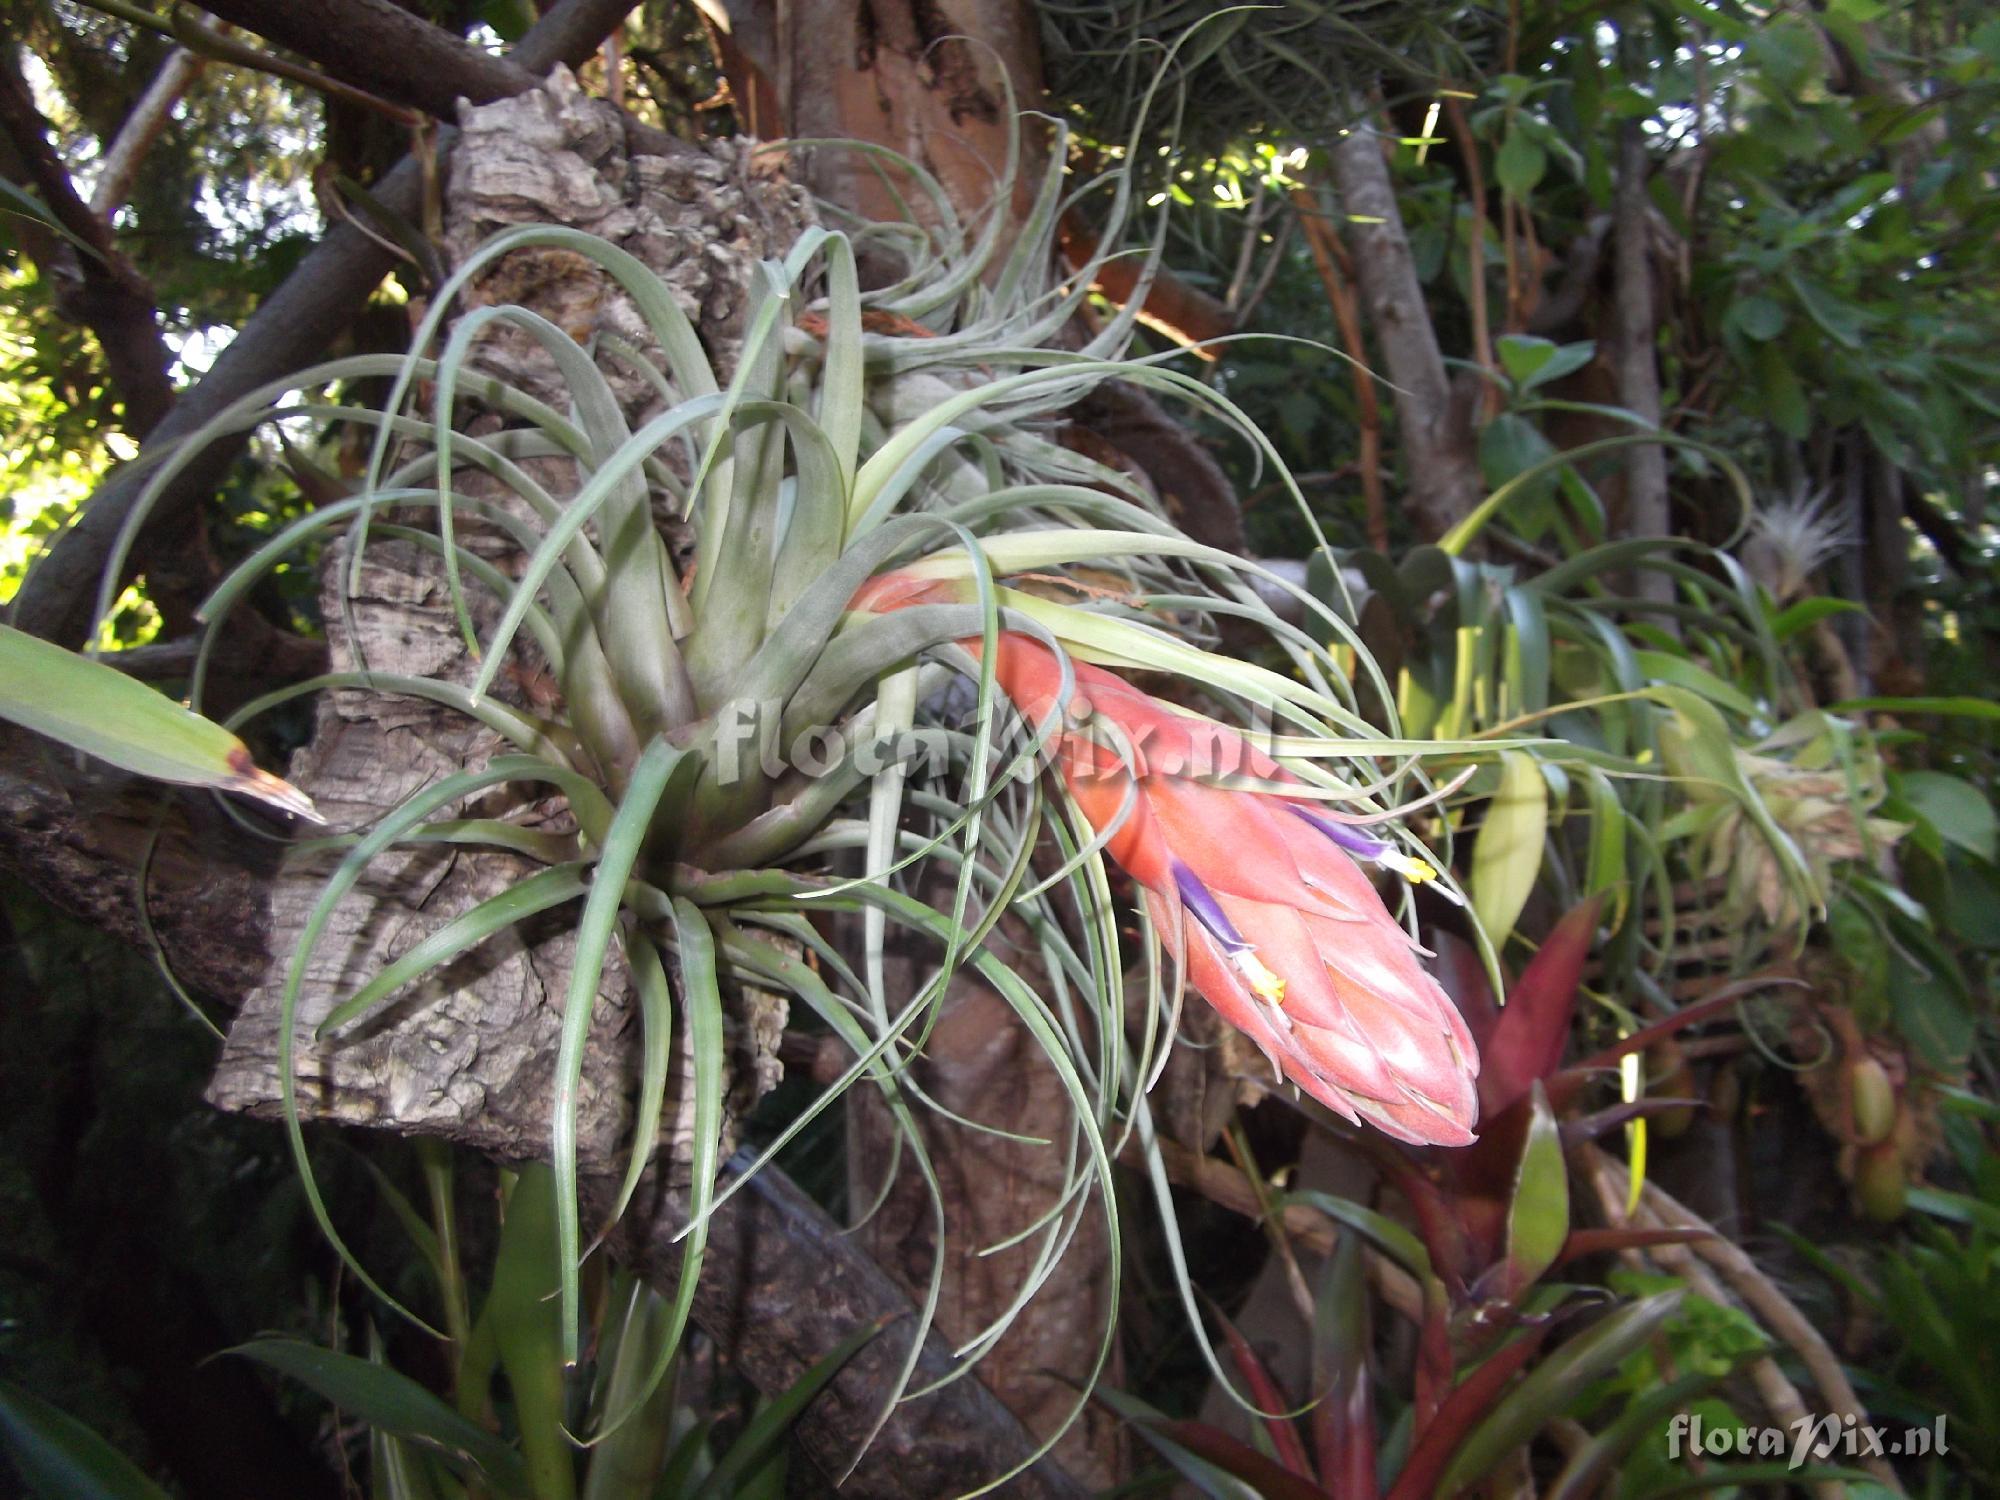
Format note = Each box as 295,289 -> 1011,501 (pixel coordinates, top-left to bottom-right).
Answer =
998,634 -> 1480,1145
852,577 -> 1482,1148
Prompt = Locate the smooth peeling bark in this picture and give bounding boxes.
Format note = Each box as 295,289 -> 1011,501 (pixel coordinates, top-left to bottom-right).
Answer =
704,0 -> 1049,267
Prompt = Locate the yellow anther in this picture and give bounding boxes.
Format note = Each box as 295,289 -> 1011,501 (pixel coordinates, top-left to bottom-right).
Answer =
1232,949 -> 1288,1007
1385,852 -> 1438,885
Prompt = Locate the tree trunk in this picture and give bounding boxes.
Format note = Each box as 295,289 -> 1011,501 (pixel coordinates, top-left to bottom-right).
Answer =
701,0 -> 1046,254
851,923 -> 1127,1489
1325,113 -> 1484,541
1611,118 -> 1672,604
698,9 -> 1131,1481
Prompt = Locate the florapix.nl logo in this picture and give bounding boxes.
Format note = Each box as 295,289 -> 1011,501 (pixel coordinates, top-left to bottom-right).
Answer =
1667,1411 -> 1947,1470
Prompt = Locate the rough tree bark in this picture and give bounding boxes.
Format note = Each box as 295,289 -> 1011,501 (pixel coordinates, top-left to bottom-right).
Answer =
208,68 -> 807,1167
0,725 -> 278,1006
3,4 -> 1105,1483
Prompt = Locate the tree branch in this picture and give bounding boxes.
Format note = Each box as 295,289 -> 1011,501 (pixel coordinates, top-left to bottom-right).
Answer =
185,0 -> 637,126
9,0 -> 656,647
1611,117 -> 1670,603
1064,379 -> 1244,556
1059,210 -> 1233,355
0,727 -> 278,1007
1290,187 -> 1388,551
1322,118 -> 1483,540
1526,215 -> 1610,337
0,45 -> 175,436
90,45 -> 207,219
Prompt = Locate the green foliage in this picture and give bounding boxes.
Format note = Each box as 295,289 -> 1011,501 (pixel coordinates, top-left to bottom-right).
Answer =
1038,1 -> 1485,161
8,4 -> 2000,1494
147,113 -> 1526,1486
1788,1133 -> 2000,1491
0,1381 -> 173,1500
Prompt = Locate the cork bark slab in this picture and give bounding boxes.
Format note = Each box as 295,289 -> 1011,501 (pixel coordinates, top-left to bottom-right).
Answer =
210,71 -> 809,1177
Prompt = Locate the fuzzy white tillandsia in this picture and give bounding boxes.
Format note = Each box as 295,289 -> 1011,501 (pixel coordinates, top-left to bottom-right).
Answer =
1742,486 -> 1859,602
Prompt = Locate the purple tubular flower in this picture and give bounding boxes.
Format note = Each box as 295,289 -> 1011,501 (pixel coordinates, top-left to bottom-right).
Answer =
1288,801 -> 1447,892
1173,860 -> 1250,952
1287,803 -> 1392,860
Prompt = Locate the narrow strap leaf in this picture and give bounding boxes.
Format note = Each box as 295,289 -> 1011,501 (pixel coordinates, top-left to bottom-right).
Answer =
552,736 -> 689,1366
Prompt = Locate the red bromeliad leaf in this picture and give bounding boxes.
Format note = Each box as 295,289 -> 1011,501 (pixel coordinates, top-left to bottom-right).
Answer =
1477,897 -> 1602,1119
1439,1090 -> 1541,1280
1347,1129 -> 1476,1287
1412,1293 -> 1456,1435
1563,982 -> 1780,1078
1561,1096 -> 1704,1146
1205,1293 -> 1316,1481
1312,1230 -> 1378,1500
1385,1321 -> 1555,1500
1430,929 -> 1498,1052
1146,1419 -> 1332,1500
1092,1385 -> 1328,1500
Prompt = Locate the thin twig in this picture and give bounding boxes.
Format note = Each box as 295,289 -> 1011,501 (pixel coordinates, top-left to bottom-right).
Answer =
90,44 -> 206,219
1222,183 -> 1270,314
1232,213 -> 1293,328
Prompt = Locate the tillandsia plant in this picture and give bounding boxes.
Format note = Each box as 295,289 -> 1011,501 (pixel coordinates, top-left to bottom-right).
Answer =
77,98 -> 1566,1484
1308,459 -> 1987,1221
1302,518 -> 1856,1140
241,1155 -> 885,1500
